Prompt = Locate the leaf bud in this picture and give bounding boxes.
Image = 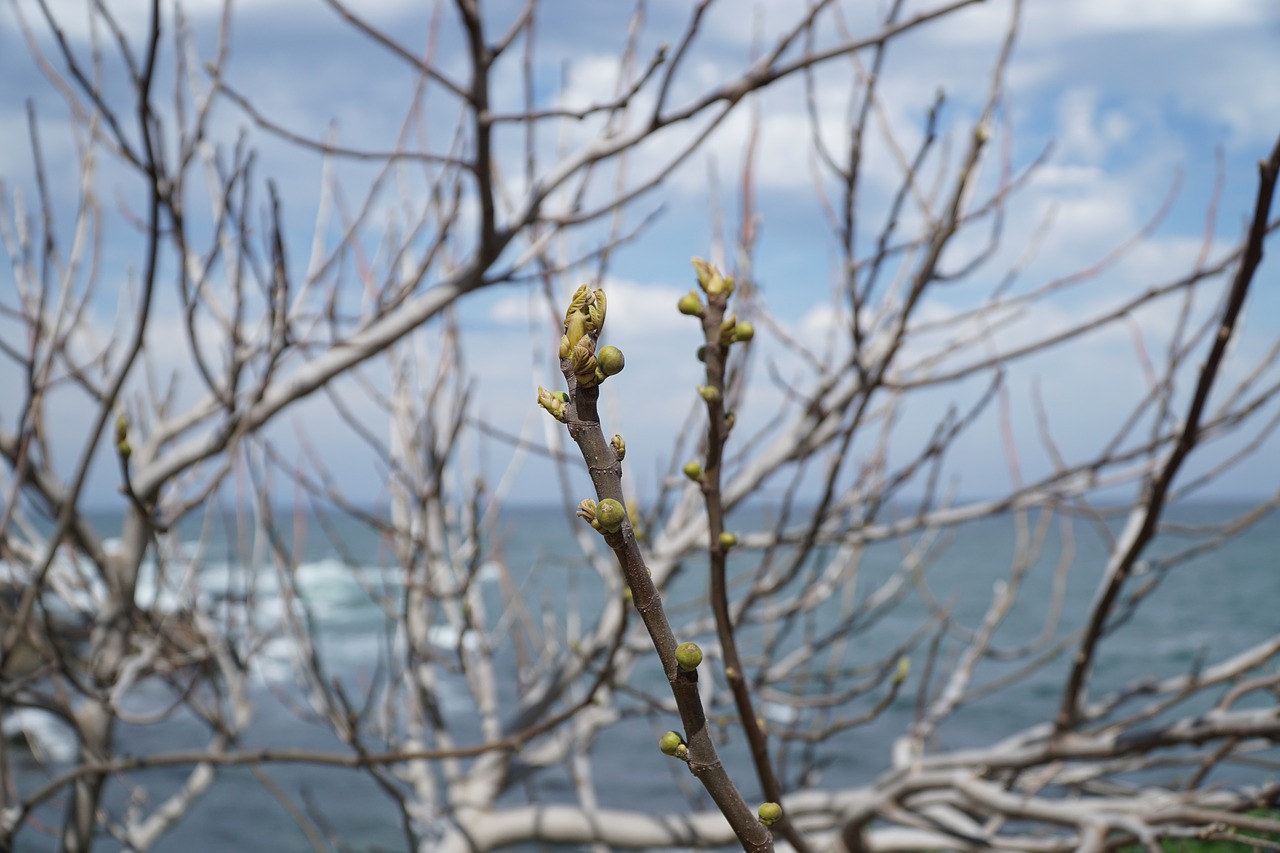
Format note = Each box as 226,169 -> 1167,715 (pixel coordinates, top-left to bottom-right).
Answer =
675,641 -> 703,671
682,461 -> 703,482
575,498 -> 598,528
596,498 -> 626,534
572,335 -> 599,388
719,531 -> 738,550
894,656 -> 910,685
696,345 -> 706,363
563,284 -> 591,349
697,385 -> 721,403
758,802 -> 782,827
733,320 -> 754,342
611,433 -> 626,460
691,257 -> 732,298
586,287 -> 607,338
597,345 -> 625,376
536,386 -> 568,422
115,413 -> 132,458
720,315 -> 738,346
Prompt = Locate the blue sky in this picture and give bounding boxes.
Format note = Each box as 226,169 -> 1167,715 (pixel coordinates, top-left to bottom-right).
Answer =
1,0 -> 1278,510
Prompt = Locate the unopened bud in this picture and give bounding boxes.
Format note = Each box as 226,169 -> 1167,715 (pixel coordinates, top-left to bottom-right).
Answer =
675,641 -> 703,671
758,802 -> 782,827
596,498 -> 626,534
597,345 -> 625,377
894,656 -> 910,685
678,290 -> 704,317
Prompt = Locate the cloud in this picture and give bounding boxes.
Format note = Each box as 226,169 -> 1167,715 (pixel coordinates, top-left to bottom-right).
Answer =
4,0 -> 1277,505
490,277 -> 690,338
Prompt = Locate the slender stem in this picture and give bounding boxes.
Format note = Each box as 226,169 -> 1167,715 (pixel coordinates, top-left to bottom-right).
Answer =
561,357 -> 772,853
697,291 -> 813,853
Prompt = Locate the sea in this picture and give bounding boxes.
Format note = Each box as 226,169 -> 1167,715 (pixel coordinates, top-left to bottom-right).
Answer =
4,500 -> 1277,851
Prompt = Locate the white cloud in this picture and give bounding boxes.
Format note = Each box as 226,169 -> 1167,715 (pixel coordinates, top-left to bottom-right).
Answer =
5,0 -> 1278,504
1026,0 -> 1268,35
490,277 -> 690,338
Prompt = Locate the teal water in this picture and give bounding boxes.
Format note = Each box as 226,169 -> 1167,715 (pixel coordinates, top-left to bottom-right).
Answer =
7,501 -> 1277,851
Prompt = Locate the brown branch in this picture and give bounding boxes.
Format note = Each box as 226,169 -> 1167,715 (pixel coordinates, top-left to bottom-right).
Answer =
1057,132 -> 1280,732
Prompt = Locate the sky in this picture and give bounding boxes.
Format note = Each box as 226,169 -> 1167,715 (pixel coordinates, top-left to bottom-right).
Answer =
1,0 -> 1278,513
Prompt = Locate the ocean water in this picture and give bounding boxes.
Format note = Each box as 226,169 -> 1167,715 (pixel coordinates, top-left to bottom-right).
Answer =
5,501 -> 1277,851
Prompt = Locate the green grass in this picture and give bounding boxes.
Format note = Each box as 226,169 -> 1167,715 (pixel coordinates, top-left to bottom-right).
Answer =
1119,811 -> 1280,853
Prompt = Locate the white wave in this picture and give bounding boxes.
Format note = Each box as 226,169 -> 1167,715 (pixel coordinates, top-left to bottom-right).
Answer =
761,701 -> 800,725
2,708 -> 78,764
428,624 -> 480,652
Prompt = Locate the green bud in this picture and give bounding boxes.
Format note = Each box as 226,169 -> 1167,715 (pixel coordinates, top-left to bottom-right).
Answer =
563,285 -> 607,353
697,385 -> 721,403
564,285 -> 591,349
115,413 -> 133,458
678,290 -> 704,317
587,288 -> 607,338
894,656 -> 910,685
719,531 -> 738,549
571,336 -> 599,388
692,257 -> 732,298
725,411 -> 736,431
720,315 -> 738,346
659,731 -> 684,756
733,321 -> 755,342
675,641 -> 703,671
597,345 -> 625,376
758,802 -> 782,826
682,461 -> 703,482
696,345 -> 706,363
576,498 -> 598,528
596,498 -> 626,533
537,386 -> 568,422
611,434 -> 626,460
